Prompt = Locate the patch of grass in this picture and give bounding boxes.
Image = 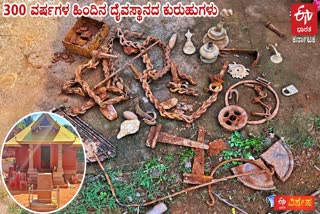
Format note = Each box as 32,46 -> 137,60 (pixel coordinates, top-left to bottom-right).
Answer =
62,179 -> 110,214
218,132 -> 264,172
309,116 -> 320,131
222,131 -> 263,160
271,188 -> 281,194
64,157 -> 173,213
0,187 -> 8,200
7,202 -> 24,214
246,192 -> 258,202
164,154 -> 174,163
302,136 -> 317,148
133,157 -> 169,199
179,148 -> 194,173
288,133 -> 318,149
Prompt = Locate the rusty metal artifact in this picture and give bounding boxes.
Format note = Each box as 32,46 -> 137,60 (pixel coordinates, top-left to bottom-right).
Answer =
231,159 -> 276,191
160,98 -> 178,110
134,98 -> 157,125
207,139 -> 227,157
52,106 -> 116,162
63,17 -> 109,57
146,124 -> 209,150
219,48 -> 260,67
63,27 -> 227,123
260,140 -> 294,182
95,153 -> 270,209
224,78 -> 280,125
183,126 -> 213,185
218,105 -> 248,131
207,158 -> 274,206
265,21 -> 285,38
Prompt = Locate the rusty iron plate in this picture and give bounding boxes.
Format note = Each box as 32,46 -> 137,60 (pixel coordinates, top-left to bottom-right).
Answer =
183,126 -> 210,184
207,139 -> 227,157
192,126 -> 205,175
260,140 -> 294,182
231,159 -> 275,191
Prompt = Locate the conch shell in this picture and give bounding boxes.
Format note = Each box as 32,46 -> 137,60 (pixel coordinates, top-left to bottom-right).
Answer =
117,119 -> 140,139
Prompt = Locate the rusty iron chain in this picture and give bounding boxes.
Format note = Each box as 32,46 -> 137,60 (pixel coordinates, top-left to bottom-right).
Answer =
63,28 -> 226,123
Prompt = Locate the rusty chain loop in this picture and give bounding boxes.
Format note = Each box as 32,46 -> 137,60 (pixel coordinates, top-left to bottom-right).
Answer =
63,31 -> 129,116
62,28 -> 227,123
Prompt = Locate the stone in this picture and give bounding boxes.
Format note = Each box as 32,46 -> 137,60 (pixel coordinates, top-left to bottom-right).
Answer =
123,111 -> 138,120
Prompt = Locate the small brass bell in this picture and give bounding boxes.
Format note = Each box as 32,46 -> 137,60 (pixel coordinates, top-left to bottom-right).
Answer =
183,30 -> 196,55
203,9 -> 233,49
199,42 -> 219,63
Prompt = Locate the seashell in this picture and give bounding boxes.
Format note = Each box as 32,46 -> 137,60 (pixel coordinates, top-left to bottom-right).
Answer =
99,105 -> 117,121
160,98 -> 178,110
168,33 -> 177,49
117,119 -> 140,139
123,111 -> 138,120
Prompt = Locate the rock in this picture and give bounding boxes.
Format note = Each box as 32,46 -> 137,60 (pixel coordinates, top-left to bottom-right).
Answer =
168,33 -> 177,49
184,160 -> 192,168
151,169 -> 161,177
146,202 -> 168,214
123,111 -> 138,120
117,119 -> 140,139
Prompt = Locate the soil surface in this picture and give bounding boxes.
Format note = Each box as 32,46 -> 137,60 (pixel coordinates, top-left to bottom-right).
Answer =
11,184 -> 81,211
0,0 -> 319,213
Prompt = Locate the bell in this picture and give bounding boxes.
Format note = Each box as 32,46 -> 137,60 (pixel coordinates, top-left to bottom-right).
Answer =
183,30 -> 196,55
199,42 -> 219,63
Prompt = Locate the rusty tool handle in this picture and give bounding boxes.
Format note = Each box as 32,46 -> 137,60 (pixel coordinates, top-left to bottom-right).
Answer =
158,132 -> 209,150
265,21 -> 285,38
146,124 -> 162,148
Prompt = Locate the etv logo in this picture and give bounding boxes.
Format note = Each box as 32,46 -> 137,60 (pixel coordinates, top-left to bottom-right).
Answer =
291,3 -> 318,35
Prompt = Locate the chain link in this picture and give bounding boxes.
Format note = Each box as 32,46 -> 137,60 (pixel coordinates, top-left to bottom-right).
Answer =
63,28 -> 226,123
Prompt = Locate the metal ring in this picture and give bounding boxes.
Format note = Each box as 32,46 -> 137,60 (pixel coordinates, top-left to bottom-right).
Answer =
224,80 -> 280,125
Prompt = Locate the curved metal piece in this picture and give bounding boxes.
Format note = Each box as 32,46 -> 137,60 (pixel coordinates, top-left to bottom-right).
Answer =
260,140 -> 294,182
207,158 -> 274,206
228,89 -> 239,103
230,159 -> 276,191
219,48 -> 260,67
224,79 -> 280,125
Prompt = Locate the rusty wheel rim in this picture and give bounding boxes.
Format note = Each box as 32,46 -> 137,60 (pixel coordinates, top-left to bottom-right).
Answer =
218,105 -> 248,131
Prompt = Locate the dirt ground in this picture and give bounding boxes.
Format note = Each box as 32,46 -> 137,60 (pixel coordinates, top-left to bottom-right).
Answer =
0,0 -> 319,213
10,183 -> 81,211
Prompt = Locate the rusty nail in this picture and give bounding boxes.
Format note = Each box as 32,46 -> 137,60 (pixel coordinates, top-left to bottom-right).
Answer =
265,21 -> 285,38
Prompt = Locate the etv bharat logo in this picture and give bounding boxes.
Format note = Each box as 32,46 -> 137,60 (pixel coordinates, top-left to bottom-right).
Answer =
291,3 -> 318,35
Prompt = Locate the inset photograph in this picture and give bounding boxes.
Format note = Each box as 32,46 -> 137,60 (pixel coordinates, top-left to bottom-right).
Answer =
1,112 -> 86,213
